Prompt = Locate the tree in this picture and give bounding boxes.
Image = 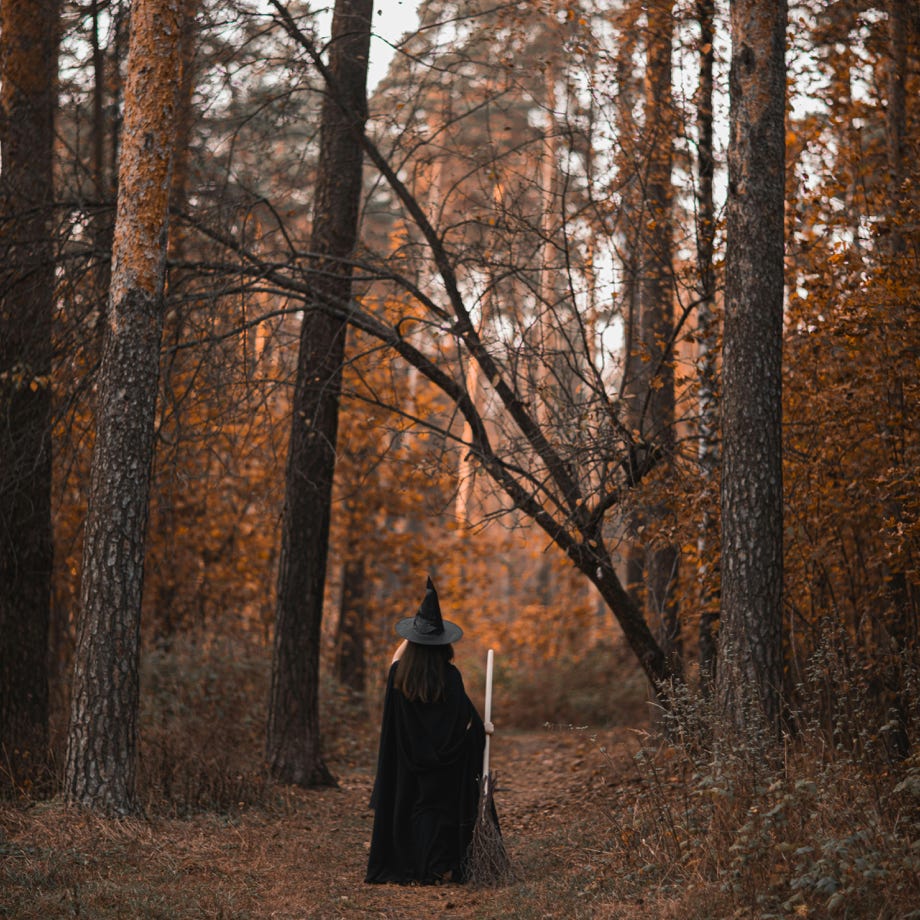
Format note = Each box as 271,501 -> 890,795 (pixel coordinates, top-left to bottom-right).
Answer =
63,0 -> 185,814
885,0 -> 908,256
717,0 -> 787,733
195,0 -> 679,697
266,0 -> 373,786
626,0 -> 681,672
780,0 -> 918,754
694,0 -> 719,690
0,0 -> 60,791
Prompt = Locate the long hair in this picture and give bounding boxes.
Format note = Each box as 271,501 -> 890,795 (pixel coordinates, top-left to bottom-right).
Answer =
393,641 -> 454,703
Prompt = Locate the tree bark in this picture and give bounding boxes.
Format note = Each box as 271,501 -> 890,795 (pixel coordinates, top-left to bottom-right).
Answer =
643,0 -> 679,669
266,0 -> 373,786
626,0 -> 681,671
717,0 -> 787,735
880,0 -> 913,758
335,554 -> 367,695
0,0 -> 59,791
885,0 -> 907,256
88,0 -> 115,312
63,0 -> 184,815
695,0 -> 720,692
153,0 -> 201,643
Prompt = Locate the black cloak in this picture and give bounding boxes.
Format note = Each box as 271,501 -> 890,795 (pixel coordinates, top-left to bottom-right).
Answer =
365,661 -> 485,884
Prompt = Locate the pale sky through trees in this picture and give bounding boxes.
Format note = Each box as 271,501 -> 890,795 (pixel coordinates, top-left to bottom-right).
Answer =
371,0 -> 420,86
314,0 -> 417,88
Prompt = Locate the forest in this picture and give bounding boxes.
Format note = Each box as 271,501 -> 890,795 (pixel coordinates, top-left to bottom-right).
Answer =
1,0 -> 918,916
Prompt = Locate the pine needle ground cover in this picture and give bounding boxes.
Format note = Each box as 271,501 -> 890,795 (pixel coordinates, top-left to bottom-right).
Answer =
3,727 -> 918,918
2,640 -> 918,919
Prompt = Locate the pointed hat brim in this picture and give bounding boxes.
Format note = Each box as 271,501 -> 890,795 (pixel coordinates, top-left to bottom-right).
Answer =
395,616 -> 463,645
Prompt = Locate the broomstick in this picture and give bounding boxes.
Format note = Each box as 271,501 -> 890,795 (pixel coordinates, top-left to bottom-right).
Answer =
466,648 -> 513,886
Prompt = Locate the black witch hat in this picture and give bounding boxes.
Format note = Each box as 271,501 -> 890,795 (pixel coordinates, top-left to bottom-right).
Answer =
395,576 -> 463,645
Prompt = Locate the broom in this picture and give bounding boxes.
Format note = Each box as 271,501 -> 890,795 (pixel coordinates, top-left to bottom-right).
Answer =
466,648 -> 513,886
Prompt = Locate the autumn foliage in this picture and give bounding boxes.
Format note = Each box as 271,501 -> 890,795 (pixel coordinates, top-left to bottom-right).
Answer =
0,0 -> 916,887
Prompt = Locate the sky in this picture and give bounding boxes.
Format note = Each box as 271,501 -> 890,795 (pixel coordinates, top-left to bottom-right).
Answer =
368,0 -> 421,88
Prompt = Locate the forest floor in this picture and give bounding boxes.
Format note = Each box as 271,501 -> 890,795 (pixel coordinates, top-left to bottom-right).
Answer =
0,725 -> 664,920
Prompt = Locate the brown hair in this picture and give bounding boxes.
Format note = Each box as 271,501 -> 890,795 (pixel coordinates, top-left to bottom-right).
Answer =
393,641 -> 454,703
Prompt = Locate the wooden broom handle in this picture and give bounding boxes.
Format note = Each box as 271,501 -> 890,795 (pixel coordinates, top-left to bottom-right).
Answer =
483,648 -> 494,777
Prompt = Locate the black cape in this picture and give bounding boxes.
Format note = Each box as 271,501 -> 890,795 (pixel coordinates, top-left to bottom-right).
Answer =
365,661 -> 485,884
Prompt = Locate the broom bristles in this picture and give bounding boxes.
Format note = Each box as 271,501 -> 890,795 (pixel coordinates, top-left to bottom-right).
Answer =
465,772 -> 514,887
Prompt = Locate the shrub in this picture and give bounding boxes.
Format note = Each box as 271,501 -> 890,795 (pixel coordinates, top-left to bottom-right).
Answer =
598,648 -> 920,919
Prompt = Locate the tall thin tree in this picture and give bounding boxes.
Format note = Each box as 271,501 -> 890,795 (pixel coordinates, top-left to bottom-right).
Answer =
695,0 -> 719,691
640,0 -> 680,669
64,0 -> 184,814
0,0 -> 60,790
885,0 -> 908,257
267,0 -> 373,786
624,0 -> 680,670
717,0 -> 787,734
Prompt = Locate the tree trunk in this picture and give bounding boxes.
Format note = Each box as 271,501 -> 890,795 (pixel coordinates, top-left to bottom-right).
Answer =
0,0 -> 59,792
616,2 -> 646,617
626,0 -> 681,671
89,0 -> 115,313
695,0 -> 720,692
885,0 -> 907,256
335,554 -> 367,695
717,0 -> 787,735
63,0 -> 184,815
153,0 -> 201,644
881,0 -> 913,759
643,0 -> 679,669
266,0 -> 373,787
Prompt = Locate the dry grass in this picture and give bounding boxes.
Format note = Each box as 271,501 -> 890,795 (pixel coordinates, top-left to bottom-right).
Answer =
597,677 -> 920,920
485,641 -> 651,730
2,636 -> 919,919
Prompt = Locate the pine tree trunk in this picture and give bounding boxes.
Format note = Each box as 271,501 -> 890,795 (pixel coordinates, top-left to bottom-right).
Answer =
335,555 -> 367,695
88,0 -> 115,313
643,0 -> 680,669
717,0 -> 787,735
881,0 -> 913,758
0,0 -> 59,791
63,0 -> 184,815
153,0 -> 201,644
885,0 -> 907,256
695,0 -> 720,692
625,0 -> 680,671
267,0 -> 373,787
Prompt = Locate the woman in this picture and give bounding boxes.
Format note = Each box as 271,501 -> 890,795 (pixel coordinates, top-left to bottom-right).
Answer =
365,577 -> 492,885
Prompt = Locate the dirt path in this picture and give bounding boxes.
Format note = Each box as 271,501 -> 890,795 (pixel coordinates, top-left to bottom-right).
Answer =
268,725 -> 636,919
0,727 -> 640,919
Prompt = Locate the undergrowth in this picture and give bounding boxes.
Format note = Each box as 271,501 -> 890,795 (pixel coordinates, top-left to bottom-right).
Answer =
4,632 -> 919,919
490,641 -> 649,729
136,634 -> 377,815
598,648 -> 920,919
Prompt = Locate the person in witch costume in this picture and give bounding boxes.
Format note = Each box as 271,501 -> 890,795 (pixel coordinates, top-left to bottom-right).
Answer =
365,577 -> 493,885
